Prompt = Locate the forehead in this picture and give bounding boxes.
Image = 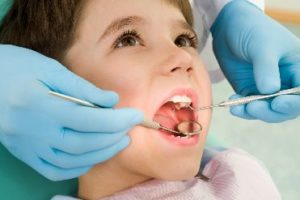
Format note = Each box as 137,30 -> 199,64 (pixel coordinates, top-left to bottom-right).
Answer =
80,0 -> 187,30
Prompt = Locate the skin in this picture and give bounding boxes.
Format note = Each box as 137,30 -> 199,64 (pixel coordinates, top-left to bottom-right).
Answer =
63,0 -> 213,199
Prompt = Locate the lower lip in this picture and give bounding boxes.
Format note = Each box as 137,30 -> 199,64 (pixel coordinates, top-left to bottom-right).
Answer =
158,130 -> 199,146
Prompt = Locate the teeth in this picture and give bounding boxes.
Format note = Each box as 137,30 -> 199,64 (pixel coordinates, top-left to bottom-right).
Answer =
181,136 -> 190,139
170,95 -> 192,104
169,95 -> 192,110
172,134 -> 190,139
174,102 -> 190,110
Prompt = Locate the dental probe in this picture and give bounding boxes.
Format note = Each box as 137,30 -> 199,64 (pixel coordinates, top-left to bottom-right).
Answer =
189,86 -> 300,111
48,91 -> 201,136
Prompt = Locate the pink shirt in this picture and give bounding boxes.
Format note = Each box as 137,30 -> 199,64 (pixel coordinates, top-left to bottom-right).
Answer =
52,148 -> 281,200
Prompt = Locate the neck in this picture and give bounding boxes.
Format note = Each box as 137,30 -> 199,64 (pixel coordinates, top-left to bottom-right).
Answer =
78,157 -> 150,200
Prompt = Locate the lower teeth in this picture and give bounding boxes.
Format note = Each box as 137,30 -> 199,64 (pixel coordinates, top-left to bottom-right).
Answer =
173,133 -> 189,138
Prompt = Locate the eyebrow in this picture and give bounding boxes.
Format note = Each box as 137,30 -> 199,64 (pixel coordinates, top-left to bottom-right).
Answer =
99,16 -> 197,43
174,20 -> 197,36
100,16 -> 145,41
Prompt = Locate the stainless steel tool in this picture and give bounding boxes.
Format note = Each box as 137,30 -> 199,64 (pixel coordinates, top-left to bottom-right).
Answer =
189,86 -> 300,111
49,91 -> 202,136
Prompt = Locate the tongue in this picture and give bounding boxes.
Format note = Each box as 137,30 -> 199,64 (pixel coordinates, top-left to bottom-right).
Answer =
154,102 -> 193,131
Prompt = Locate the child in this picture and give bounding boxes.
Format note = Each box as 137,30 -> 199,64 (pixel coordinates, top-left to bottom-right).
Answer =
0,0 -> 281,199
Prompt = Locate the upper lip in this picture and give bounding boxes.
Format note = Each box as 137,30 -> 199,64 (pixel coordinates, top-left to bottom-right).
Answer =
153,87 -> 199,119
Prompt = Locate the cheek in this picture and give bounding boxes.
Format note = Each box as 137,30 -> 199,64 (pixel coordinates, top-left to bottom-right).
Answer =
77,58 -> 150,103
194,60 -> 212,103
192,60 -> 213,133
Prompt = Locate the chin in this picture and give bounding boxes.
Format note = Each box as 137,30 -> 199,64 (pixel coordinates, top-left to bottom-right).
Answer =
157,161 -> 201,181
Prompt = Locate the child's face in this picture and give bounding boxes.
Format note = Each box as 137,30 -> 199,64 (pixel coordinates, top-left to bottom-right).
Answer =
64,0 -> 212,181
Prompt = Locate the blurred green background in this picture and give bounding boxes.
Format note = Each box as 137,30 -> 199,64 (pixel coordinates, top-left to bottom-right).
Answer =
205,22 -> 300,200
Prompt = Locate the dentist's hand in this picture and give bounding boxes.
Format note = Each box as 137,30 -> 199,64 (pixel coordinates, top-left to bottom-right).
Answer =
211,0 -> 300,123
0,45 -> 143,181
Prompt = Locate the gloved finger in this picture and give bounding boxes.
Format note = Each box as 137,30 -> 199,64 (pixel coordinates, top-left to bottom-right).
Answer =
230,105 -> 256,120
47,102 -> 144,133
42,137 -> 130,169
246,100 -> 294,123
5,75 -> 50,108
5,141 -> 91,181
279,63 -> 300,88
292,70 -> 300,87
229,94 -> 256,120
271,95 -> 300,117
41,66 -> 119,107
251,50 -> 281,94
52,128 -> 129,154
34,157 -> 91,181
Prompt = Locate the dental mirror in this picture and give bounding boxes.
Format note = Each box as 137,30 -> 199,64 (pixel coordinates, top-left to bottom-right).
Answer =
141,118 -> 202,137
176,120 -> 202,136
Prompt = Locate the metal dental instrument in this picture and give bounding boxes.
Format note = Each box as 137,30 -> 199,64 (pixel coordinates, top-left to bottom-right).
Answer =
142,118 -> 202,136
189,86 -> 300,111
49,91 -> 202,136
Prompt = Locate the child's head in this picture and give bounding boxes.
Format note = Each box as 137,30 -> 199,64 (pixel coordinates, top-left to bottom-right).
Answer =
0,0 -> 212,196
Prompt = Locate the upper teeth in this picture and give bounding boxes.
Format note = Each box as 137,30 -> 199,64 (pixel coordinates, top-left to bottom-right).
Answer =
169,95 -> 192,109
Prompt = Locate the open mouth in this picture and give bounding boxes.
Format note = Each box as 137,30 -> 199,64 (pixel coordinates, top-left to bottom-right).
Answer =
153,95 -> 197,137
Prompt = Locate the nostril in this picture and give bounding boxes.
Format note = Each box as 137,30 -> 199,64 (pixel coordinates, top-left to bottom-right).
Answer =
170,66 -> 193,73
187,67 -> 193,73
171,67 -> 181,73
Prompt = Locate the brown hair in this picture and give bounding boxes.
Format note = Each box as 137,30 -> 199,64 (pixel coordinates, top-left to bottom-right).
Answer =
166,0 -> 194,27
0,0 -> 85,60
0,0 -> 193,61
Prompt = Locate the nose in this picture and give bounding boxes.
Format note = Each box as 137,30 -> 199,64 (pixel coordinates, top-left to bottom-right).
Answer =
158,45 -> 194,76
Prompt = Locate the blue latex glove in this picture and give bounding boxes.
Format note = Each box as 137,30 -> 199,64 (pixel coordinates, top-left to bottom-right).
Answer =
0,45 -> 144,181
211,0 -> 300,123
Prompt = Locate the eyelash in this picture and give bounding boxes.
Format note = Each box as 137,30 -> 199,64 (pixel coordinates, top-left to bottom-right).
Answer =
113,30 -> 143,49
176,32 -> 198,49
113,29 -> 198,49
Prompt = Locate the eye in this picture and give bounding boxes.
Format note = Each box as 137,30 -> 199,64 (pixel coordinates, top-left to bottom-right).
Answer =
114,30 -> 142,49
175,33 -> 198,48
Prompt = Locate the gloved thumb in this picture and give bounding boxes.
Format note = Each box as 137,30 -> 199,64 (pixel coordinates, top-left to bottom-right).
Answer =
40,63 -> 119,107
252,51 -> 281,94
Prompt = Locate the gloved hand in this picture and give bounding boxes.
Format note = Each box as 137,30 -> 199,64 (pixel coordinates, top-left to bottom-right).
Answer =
0,45 -> 144,181
211,0 -> 300,123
